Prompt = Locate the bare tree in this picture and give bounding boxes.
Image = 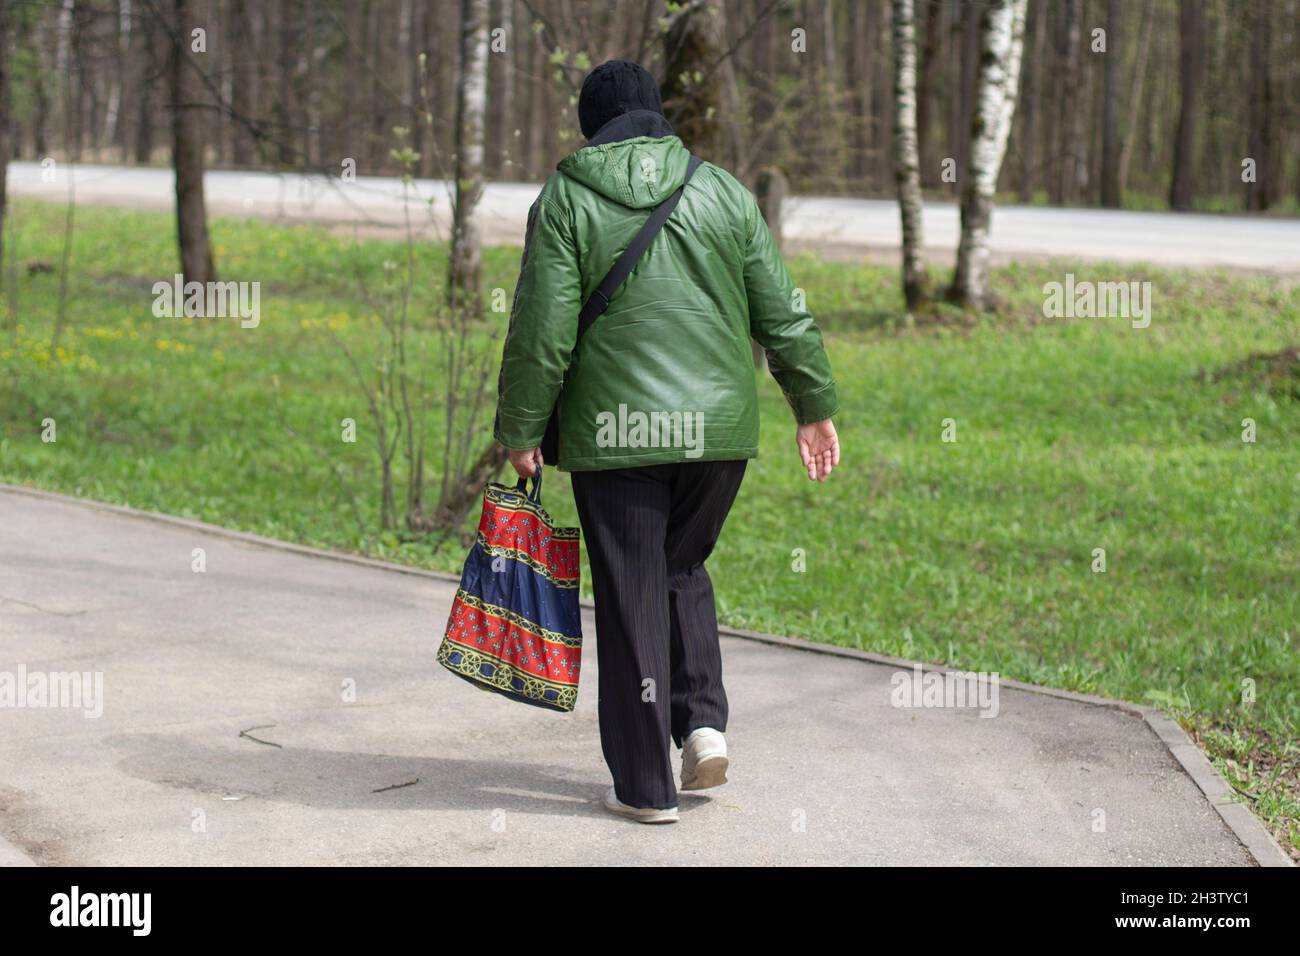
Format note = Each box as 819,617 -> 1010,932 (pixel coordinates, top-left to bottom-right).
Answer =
1169,0 -> 1204,211
448,0 -> 488,313
891,0 -> 928,309
948,0 -> 1028,310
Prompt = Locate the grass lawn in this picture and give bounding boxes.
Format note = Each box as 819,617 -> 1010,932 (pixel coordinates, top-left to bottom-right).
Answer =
2,198 -> 1297,856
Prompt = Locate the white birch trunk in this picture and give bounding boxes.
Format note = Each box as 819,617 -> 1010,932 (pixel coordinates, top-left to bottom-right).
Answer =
891,0 -> 927,308
449,0 -> 488,313
949,0 -> 1028,310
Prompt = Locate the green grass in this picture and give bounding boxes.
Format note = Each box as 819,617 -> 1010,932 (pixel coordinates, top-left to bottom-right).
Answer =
2,198 -> 1297,856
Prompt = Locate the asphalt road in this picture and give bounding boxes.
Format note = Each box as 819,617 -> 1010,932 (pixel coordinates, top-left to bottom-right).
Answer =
7,161 -> 1299,272
0,486 -> 1257,866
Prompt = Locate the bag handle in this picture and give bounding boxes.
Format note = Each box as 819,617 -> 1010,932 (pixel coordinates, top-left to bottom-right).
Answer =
574,154 -> 703,342
514,469 -> 543,503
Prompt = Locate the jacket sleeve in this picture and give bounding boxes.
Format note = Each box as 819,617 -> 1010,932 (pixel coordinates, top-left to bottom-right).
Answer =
493,192 -> 582,450
741,193 -> 839,425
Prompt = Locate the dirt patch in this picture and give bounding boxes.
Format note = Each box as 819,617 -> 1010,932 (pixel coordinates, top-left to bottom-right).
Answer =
0,786 -> 73,865
1207,346 -> 1300,401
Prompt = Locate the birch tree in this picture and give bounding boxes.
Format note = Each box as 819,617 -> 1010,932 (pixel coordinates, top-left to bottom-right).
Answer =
448,0 -> 488,313
891,0 -> 927,309
948,0 -> 1027,311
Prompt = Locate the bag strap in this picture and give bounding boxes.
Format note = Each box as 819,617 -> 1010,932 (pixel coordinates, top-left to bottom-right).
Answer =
575,154 -> 703,342
514,469 -> 542,503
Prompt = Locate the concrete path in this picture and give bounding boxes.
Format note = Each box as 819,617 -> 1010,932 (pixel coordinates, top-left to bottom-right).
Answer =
8,161 -> 1300,272
0,486 -> 1273,865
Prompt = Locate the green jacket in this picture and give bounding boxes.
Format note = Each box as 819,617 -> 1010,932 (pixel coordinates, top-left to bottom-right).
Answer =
494,133 -> 838,471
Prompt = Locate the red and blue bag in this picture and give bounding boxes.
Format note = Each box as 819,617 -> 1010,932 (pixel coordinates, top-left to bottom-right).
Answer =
437,471 -> 583,712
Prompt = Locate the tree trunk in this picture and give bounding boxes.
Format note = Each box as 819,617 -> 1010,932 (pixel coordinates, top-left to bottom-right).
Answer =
891,0 -> 928,309
170,0 -> 216,285
806,0 -> 837,189
915,0 -> 942,188
952,0 -> 983,194
0,0 -> 10,283
493,0 -> 515,178
846,0 -> 871,189
448,0 -> 488,313
1245,0 -> 1273,211
949,0 -> 1028,310
301,0 -> 321,167
1018,0 -> 1045,202
103,0 -> 128,157
1099,0 -> 1123,207
230,0 -> 256,165
519,14 -> 538,179
660,0 -> 739,169
1169,0 -> 1203,211
132,1 -> 160,163
31,19 -> 50,157
1049,0 -> 1081,204
874,0 -> 895,195
1117,3 -> 1153,196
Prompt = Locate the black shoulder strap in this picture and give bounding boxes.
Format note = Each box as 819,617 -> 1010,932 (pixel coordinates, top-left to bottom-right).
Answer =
575,154 -> 703,342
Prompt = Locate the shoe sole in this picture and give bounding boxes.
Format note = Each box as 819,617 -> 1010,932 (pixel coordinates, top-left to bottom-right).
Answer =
603,795 -> 679,824
681,754 -> 729,791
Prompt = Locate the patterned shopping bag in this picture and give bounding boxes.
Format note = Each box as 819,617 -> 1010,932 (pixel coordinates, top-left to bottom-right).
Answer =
437,471 -> 583,712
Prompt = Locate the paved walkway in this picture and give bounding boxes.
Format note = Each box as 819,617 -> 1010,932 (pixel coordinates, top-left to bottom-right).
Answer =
0,487 -> 1276,865
8,162 -> 1300,272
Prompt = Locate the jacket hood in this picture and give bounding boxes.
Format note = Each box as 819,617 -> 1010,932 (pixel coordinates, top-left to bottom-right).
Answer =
557,128 -> 691,210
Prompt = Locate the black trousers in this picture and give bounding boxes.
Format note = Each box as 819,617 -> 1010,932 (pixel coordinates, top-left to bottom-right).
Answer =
571,459 -> 747,809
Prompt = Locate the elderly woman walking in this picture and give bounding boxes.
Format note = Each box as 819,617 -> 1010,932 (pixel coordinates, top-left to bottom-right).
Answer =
493,60 -> 839,823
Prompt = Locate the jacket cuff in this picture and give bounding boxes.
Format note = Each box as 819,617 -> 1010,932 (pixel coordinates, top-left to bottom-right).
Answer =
789,383 -> 839,425
494,412 -> 548,451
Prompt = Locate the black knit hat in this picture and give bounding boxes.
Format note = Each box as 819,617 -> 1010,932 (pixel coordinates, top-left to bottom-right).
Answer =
577,60 -> 664,139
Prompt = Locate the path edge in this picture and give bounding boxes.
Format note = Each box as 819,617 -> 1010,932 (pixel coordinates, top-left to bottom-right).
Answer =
2,482 -> 1291,867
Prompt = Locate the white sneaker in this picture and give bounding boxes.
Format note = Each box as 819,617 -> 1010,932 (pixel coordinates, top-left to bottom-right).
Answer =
681,728 -> 729,791
603,787 -> 679,824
